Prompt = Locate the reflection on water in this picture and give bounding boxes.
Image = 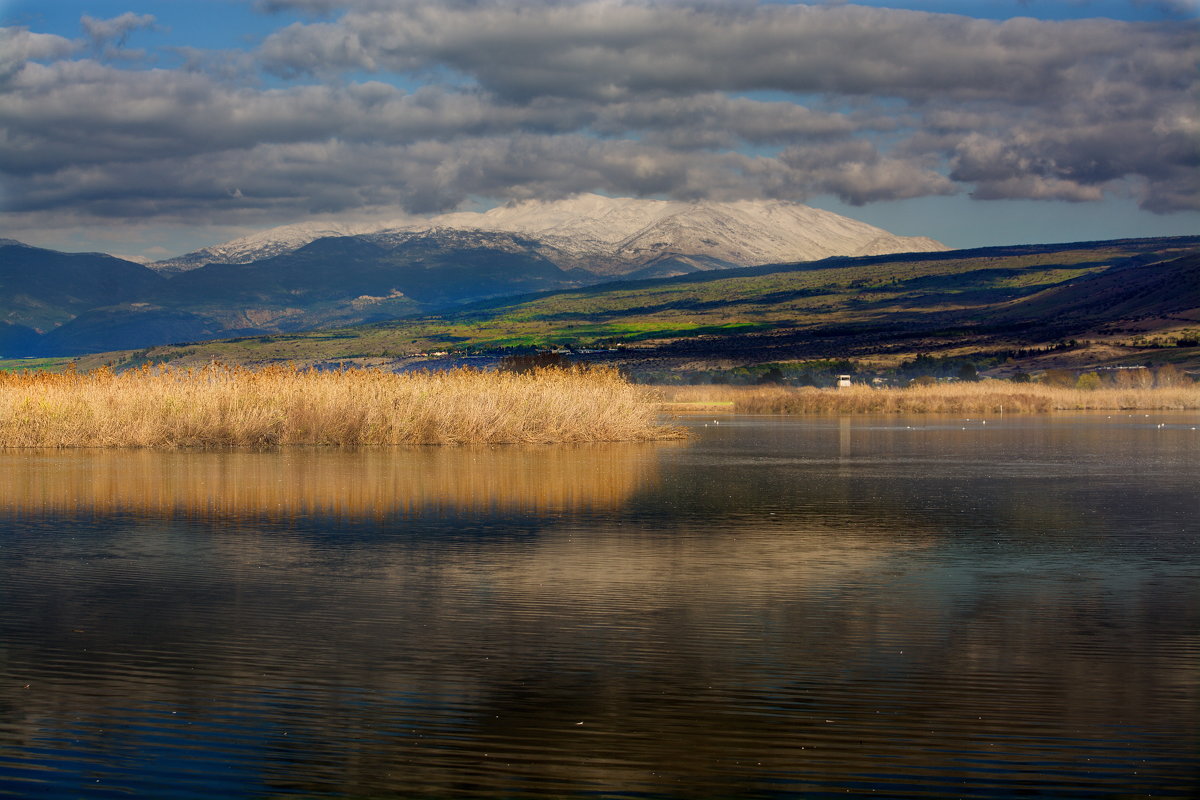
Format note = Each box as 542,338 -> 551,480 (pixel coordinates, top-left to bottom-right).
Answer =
0,414 -> 1197,798
0,442 -> 670,520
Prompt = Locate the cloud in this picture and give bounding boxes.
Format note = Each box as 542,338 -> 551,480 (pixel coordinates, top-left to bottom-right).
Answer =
258,1 -> 1194,105
81,12 -> 157,47
1,117 -> 894,223
249,0 -> 1199,209
0,57 -> 896,212
780,141 -> 955,204
1,0 -> 1197,240
592,94 -> 857,148
0,28 -> 78,83
1150,0 -> 1200,16
252,0 -> 366,12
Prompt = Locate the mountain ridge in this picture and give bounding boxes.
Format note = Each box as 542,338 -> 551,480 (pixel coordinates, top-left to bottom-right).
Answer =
151,194 -> 947,275
4,236 -> 1199,375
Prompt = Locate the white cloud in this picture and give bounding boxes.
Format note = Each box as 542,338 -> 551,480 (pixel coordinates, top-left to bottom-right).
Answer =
80,12 -> 156,47
0,27 -> 78,83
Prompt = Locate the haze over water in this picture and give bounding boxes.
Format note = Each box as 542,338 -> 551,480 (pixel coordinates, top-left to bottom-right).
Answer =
1,414 -> 1197,798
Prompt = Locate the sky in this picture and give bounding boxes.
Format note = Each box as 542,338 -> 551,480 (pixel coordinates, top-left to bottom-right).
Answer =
1,0 -> 1197,261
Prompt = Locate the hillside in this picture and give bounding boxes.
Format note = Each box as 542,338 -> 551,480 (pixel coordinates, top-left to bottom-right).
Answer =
0,242 -> 167,333
0,234 -> 581,356
1,196 -> 950,358
57,236 -> 1200,377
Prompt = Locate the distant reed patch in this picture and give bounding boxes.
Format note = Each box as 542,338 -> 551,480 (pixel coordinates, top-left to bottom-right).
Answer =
0,363 -> 678,448
659,382 -> 1200,414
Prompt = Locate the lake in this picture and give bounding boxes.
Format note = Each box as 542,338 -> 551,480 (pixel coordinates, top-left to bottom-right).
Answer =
1,414 -> 1197,798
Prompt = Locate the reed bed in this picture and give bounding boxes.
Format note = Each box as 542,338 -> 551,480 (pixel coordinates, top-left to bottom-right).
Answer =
659,382 -> 1200,415
0,363 -> 676,448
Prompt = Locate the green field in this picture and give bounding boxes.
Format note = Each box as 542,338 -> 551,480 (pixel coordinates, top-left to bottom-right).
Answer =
0,357 -> 76,372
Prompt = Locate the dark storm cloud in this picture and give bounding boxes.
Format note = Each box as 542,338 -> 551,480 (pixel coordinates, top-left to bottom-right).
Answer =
258,1 -> 1190,104
1,63 -> 831,162
1,0 -> 1197,236
2,51 -> 913,221
7,132 -> 799,224
251,0 -> 1198,210
1,62 -> 587,176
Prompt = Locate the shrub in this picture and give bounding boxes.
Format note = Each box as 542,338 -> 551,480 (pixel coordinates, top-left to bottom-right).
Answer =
498,351 -> 569,374
1040,369 -> 1076,388
1154,363 -> 1189,387
757,367 -> 785,385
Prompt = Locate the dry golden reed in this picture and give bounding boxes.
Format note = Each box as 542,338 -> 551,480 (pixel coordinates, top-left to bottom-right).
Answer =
660,382 -> 1200,415
0,363 -> 675,448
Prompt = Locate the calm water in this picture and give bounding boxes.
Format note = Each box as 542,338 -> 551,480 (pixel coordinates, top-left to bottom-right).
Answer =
1,414 -> 1197,799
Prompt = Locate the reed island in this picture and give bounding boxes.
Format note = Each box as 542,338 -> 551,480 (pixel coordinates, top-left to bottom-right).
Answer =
0,363 -> 675,448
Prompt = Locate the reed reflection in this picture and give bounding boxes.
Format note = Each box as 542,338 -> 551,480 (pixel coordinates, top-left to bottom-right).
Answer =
0,442 -> 672,522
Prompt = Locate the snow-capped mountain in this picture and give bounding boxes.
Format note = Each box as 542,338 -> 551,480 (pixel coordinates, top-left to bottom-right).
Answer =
153,220 -> 384,274
152,194 -> 947,275
434,195 -> 946,274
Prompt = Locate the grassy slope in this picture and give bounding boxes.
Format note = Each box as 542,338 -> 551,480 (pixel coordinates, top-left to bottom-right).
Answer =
0,357 -> 75,372
25,236 -> 1200,373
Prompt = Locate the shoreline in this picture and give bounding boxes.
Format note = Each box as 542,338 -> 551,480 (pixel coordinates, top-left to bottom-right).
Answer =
658,383 -> 1200,415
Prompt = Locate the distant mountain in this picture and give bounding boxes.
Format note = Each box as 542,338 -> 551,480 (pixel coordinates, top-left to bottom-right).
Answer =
0,241 -> 166,334
161,232 -> 578,310
0,199 -> 945,358
36,305 -> 225,357
431,194 -> 947,276
153,194 -> 947,276
1,232 -> 583,356
152,220 -> 386,274
0,321 -> 40,355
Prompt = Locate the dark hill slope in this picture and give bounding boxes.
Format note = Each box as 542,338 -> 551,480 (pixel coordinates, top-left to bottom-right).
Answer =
0,322 -> 40,356
991,252 -> 1200,327
1,233 -> 587,356
37,306 -> 224,356
0,242 -> 166,332
161,234 -> 579,308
